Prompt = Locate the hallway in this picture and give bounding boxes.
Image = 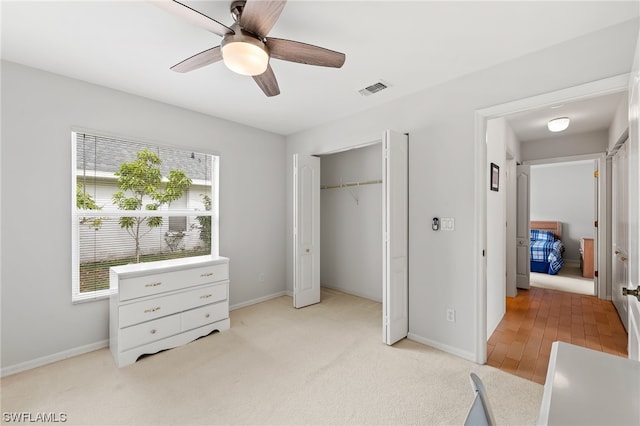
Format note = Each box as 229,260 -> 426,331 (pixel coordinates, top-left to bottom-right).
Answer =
487,287 -> 628,384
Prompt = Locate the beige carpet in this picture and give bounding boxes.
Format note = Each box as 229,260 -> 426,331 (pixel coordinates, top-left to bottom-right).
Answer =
1,289 -> 543,425
530,261 -> 595,295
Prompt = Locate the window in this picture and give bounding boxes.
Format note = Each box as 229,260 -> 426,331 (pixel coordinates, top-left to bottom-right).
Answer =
72,131 -> 219,302
168,216 -> 188,232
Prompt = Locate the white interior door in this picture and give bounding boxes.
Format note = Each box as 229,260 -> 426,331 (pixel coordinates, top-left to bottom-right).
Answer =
516,165 -> 530,289
293,154 -> 320,308
505,157 -> 517,298
612,142 -> 629,330
627,66 -> 640,361
593,160 -> 599,294
382,130 -> 408,345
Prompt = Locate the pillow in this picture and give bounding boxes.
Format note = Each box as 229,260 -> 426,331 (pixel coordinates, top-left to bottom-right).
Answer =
531,229 -> 556,242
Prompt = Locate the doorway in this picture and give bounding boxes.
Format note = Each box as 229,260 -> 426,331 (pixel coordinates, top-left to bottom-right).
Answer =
319,143 -> 383,303
292,130 -> 409,345
474,74 -> 629,364
527,160 -> 597,297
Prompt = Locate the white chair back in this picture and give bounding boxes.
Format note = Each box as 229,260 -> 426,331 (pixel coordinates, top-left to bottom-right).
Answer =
464,372 -> 497,426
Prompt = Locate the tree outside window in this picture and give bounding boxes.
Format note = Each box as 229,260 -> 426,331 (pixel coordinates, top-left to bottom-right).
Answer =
73,133 -> 218,301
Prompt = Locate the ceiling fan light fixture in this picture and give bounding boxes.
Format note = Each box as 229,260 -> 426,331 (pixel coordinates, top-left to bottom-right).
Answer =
221,32 -> 269,76
548,117 -> 570,132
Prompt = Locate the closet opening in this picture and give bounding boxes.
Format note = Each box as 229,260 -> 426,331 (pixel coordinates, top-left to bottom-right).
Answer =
318,142 -> 383,304
293,130 -> 408,345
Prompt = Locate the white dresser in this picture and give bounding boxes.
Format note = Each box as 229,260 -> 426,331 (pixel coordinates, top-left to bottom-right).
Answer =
109,255 -> 230,367
537,342 -> 640,425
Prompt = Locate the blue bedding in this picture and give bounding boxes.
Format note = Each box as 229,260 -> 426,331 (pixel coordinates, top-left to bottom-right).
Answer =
530,229 -> 565,274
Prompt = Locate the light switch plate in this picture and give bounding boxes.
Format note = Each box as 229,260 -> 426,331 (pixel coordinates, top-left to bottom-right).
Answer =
441,217 -> 455,231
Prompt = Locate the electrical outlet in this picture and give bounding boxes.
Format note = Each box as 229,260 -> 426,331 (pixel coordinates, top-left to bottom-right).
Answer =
259,273 -> 265,282
446,308 -> 455,322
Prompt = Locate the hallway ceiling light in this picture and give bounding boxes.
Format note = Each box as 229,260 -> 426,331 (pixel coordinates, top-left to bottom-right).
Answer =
548,117 -> 570,132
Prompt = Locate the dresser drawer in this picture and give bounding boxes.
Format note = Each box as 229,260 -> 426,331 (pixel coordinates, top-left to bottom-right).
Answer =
119,262 -> 228,301
182,301 -> 229,331
119,315 -> 181,351
119,282 -> 228,327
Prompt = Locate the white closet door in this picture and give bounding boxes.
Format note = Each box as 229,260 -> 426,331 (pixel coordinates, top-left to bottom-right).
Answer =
516,165 -> 530,289
293,154 -> 320,308
382,130 -> 408,345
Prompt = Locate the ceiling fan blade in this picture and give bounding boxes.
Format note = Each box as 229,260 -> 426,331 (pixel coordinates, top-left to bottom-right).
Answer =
253,65 -> 280,97
150,0 -> 233,37
170,46 -> 223,73
239,0 -> 286,37
267,38 -> 345,68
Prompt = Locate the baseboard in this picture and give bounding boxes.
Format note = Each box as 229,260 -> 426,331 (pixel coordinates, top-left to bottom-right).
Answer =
4,292 -> 290,377
229,291 -> 289,311
1,339 -> 108,378
321,285 -> 381,303
407,332 -> 476,363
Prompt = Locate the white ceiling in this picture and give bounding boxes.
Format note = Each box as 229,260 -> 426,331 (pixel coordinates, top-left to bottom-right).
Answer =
506,91 -> 627,143
1,1 -> 638,135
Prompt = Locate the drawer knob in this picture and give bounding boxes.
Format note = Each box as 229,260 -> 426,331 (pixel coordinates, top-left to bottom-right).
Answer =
144,306 -> 161,313
200,294 -> 213,299
205,313 -> 210,318
200,272 -> 214,277
150,329 -> 157,334
145,282 -> 162,288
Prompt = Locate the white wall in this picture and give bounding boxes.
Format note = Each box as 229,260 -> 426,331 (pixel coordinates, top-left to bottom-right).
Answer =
320,144 -> 382,302
285,19 -> 637,361
486,118 -> 507,336
530,161 -> 595,262
0,61 -> 287,371
521,129 -> 608,161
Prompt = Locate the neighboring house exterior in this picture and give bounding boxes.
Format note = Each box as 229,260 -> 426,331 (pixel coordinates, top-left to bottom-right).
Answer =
76,134 -> 213,263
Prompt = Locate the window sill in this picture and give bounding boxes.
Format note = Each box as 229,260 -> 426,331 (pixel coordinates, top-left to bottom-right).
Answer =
72,289 -> 115,304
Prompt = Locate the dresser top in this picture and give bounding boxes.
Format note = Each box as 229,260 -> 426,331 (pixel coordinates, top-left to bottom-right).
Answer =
110,255 -> 229,277
538,341 -> 640,425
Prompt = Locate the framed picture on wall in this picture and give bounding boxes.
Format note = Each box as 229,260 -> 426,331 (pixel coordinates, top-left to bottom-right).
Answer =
490,163 -> 499,191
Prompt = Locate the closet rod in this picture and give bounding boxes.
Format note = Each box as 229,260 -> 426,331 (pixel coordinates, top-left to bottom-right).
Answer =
320,179 -> 382,190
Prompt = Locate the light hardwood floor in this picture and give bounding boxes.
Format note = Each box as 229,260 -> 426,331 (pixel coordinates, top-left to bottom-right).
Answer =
487,286 -> 628,384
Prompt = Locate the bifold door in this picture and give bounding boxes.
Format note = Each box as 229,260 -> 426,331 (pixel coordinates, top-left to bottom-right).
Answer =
293,154 -> 320,308
382,130 -> 408,345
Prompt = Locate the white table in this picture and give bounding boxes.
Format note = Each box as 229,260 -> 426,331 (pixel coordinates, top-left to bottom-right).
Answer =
537,341 -> 640,425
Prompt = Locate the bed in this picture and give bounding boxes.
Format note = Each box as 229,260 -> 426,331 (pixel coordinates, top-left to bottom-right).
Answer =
530,221 -> 565,275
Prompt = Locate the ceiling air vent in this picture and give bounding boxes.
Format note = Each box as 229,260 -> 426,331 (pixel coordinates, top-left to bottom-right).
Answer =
358,80 -> 389,96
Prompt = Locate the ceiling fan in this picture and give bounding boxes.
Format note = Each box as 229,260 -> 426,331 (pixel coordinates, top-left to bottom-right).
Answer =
152,0 -> 346,97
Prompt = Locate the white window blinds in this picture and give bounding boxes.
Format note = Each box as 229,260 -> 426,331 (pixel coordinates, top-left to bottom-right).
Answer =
71,131 -> 219,302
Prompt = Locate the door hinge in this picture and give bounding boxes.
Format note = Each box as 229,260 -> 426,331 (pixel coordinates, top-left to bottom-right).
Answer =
594,270 -> 598,277
594,171 -> 599,178
482,249 -> 486,257
594,220 -> 598,228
